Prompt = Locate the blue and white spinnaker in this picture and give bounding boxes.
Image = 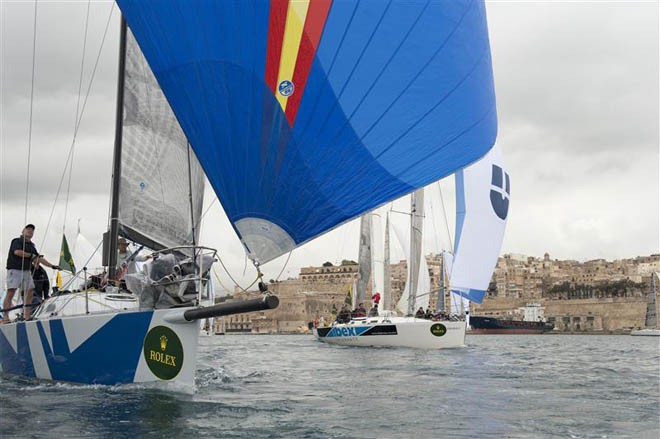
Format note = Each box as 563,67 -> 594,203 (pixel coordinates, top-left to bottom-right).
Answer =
450,144 -> 510,304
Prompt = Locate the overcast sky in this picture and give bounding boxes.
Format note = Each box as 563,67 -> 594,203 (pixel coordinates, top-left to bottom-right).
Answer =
1,1 -> 658,291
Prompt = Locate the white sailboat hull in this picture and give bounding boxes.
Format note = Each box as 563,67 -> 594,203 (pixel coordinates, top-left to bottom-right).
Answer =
630,328 -> 660,336
0,306 -> 200,393
313,317 -> 465,349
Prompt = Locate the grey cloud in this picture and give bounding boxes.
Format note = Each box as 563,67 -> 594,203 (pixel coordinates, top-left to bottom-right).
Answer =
488,1 -> 658,154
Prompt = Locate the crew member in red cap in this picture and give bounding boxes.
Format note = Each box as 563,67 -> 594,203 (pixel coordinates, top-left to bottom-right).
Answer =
3,224 -> 59,322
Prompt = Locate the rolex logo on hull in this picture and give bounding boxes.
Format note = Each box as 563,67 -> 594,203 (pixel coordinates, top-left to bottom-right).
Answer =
143,326 -> 184,380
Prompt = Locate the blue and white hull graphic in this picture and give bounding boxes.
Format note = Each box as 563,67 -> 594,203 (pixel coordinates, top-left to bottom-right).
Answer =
0,308 -> 200,392
313,316 -> 465,349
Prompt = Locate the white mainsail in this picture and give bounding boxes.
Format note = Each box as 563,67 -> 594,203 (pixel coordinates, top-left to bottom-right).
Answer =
392,191 -> 431,315
356,214 -> 372,306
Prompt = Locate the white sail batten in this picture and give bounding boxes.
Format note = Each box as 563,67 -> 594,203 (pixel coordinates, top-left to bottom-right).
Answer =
450,144 -> 510,304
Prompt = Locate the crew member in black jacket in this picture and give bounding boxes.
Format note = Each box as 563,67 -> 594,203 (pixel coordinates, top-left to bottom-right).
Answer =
3,225 -> 59,322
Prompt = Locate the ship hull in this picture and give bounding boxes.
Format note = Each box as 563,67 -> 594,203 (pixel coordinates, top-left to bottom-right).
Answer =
313,317 -> 466,349
0,308 -> 200,392
469,328 -> 548,335
469,316 -> 554,335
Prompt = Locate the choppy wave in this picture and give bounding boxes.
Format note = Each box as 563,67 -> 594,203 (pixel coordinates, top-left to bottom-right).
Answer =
1,334 -> 659,438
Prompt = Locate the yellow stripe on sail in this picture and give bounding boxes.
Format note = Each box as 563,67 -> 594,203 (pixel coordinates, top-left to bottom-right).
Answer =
275,0 -> 310,111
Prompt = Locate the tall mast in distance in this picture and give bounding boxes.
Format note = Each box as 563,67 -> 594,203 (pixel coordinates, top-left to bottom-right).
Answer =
356,213 -> 372,307
407,189 -> 424,315
107,16 -> 127,281
382,212 -> 391,311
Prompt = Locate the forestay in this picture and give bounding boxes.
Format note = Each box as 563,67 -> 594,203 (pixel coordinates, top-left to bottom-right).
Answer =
450,144 -> 509,304
119,29 -> 205,250
117,0 -> 498,263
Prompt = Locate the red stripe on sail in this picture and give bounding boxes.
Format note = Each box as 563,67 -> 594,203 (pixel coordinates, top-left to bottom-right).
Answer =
285,0 -> 332,125
265,0 -> 289,93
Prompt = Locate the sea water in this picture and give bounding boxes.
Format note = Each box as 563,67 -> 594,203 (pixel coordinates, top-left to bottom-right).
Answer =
0,334 -> 658,438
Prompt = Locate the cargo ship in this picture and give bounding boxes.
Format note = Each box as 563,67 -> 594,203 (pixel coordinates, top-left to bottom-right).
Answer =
469,316 -> 555,334
469,303 -> 554,334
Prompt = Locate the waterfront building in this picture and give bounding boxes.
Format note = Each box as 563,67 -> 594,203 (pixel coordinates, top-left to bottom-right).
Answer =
213,253 -> 660,334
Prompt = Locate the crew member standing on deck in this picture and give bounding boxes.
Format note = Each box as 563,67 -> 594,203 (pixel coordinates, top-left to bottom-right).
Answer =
114,238 -> 150,283
3,225 -> 59,322
31,263 -> 50,301
372,291 -> 381,307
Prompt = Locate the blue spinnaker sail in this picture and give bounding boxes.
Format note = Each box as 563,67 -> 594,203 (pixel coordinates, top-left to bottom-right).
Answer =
116,0 -> 498,263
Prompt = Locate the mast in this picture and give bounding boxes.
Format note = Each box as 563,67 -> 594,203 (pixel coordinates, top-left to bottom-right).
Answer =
436,252 -> 445,312
186,142 -> 197,246
383,213 -> 391,311
407,189 -> 424,315
356,213 -> 372,307
107,16 -> 127,280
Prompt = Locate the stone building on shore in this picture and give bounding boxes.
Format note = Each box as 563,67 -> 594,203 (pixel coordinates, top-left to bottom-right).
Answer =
213,253 -> 659,334
472,253 -> 660,332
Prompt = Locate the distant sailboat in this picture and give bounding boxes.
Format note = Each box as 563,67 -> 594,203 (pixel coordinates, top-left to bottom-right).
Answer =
630,273 -> 660,336
314,193 -> 467,349
314,142 -> 510,348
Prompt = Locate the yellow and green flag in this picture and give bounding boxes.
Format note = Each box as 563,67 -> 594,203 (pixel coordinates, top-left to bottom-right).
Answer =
344,289 -> 352,306
59,234 -> 76,274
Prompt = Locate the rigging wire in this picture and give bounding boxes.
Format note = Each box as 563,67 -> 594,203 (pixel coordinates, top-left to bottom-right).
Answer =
437,181 -> 453,252
215,253 -> 259,294
39,3 -> 115,251
427,183 -> 442,253
190,195 -> 216,237
275,251 -> 293,282
186,142 -> 197,246
211,267 -> 233,295
62,0 -> 92,236
24,0 -> 39,226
